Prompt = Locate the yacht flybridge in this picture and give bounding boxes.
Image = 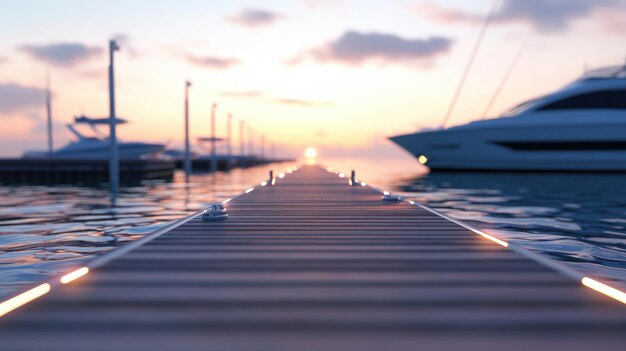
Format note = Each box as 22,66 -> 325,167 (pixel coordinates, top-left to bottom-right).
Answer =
390,65 -> 626,171
23,115 -> 165,159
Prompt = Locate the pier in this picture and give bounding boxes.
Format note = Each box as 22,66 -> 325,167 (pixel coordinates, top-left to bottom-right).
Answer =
0,165 -> 625,350
0,158 -> 175,185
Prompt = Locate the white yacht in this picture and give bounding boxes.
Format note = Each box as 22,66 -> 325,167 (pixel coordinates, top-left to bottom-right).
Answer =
390,65 -> 626,171
23,116 -> 165,159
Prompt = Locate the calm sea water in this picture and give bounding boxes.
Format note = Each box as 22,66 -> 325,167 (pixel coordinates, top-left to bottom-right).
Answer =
0,164 -> 292,298
1,157 -> 626,299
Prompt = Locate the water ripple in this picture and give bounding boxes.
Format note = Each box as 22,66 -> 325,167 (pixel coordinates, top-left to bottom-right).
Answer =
392,172 -> 626,288
0,165 -> 289,298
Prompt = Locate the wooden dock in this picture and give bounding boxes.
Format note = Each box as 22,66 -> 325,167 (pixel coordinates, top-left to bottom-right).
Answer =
0,165 -> 625,350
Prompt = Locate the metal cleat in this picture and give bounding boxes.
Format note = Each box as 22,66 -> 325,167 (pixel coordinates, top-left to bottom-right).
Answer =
382,193 -> 402,202
202,203 -> 228,221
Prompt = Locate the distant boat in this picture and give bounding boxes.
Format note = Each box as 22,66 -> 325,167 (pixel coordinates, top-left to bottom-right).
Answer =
390,64 -> 626,171
23,115 -> 165,159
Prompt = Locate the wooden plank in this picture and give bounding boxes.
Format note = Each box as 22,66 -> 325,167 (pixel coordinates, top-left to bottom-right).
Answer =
0,165 -> 624,351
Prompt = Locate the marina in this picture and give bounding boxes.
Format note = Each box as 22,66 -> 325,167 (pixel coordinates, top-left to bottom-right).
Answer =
0,165 -> 624,350
2,1 -> 626,348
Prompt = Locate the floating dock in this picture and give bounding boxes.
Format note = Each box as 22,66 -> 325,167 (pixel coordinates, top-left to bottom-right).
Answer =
0,158 -> 176,185
173,157 -> 292,171
0,165 -> 625,350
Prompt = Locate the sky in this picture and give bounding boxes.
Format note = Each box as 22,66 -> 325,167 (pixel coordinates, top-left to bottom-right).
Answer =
0,0 -> 625,159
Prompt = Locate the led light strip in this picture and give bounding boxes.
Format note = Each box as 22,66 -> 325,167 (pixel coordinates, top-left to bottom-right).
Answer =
0,284 -> 51,318
60,267 -> 89,285
582,277 -> 626,304
326,166 -> 626,306
0,166 -> 299,318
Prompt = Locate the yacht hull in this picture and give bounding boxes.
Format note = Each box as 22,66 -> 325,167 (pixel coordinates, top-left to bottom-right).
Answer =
390,123 -> 626,171
23,143 -> 164,160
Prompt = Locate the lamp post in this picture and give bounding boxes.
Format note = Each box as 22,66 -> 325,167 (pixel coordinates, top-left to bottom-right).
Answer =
239,120 -> 245,157
45,72 -> 53,156
184,81 -> 192,176
227,113 -> 233,167
248,126 -> 254,159
210,103 -> 217,172
108,40 -> 120,193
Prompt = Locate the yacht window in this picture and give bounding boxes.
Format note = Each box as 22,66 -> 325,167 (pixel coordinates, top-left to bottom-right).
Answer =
538,89 -> 626,110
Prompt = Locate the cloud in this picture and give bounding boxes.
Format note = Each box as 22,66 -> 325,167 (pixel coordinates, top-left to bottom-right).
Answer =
417,0 -> 623,33
274,98 -> 332,107
220,91 -> 264,98
186,54 -> 240,69
227,8 -> 283,27
598,7 -> 626,34
293,31 -> 452,66
18,42 -> 103,67
0,83 -> 45,114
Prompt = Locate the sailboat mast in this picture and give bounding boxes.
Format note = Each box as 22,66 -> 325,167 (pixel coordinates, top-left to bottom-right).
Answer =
482,47 -> 524,119
46,72 -> 53,156
439,1 -> 498,129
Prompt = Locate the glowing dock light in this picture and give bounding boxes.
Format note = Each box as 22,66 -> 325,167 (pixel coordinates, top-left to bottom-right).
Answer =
60,267 -> 89,285
0,283 -> 51,318
222,198 -> 232,204
278,173 -> 285,178
260,181 -> 268,186
383,191 -> 390,196
418,155 -> 428,165
271,177 -> 276,186
582,277 -> 626,304
408,200 -> 415,205
245,187 -> 255,194
339,172 -> 345,178
469,228 -> 508,247
360,182 -> 367,186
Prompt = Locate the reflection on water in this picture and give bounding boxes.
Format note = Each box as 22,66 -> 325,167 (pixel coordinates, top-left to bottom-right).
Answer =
0,165 -> 287,298
391,172 -> 626,289
2,157 -> 626,298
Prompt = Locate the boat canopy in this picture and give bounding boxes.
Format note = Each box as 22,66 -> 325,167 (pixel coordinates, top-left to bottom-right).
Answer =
74,115 -> 128,125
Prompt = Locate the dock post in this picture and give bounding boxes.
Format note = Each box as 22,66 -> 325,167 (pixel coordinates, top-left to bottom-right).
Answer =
260,134 -> 265,163
248,127 -> 255,164
350,170 -> 357,186
108,40 -> 120,193
269,170 -> 274,186
239,120 -> 245,167
210,103 -> 217,173
227,113 -> 232,169
183,81 -> 192,177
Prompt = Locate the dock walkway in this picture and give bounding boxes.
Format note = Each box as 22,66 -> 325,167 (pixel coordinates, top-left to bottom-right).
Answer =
1,165 -> 625,350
